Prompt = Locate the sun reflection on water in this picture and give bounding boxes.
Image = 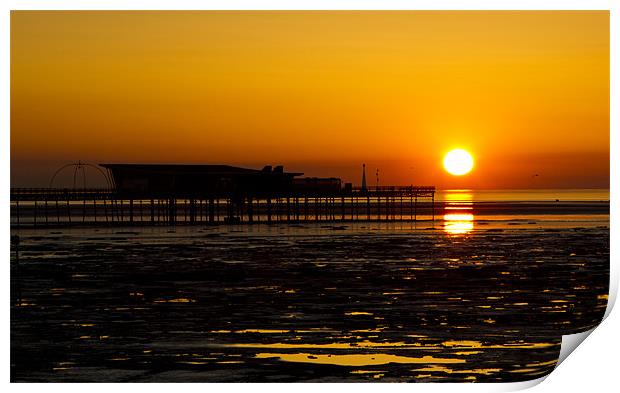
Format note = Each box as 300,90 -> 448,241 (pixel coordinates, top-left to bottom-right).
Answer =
443,190 -> 475,235
444,213 -> 474,235
254,353 -> 466,366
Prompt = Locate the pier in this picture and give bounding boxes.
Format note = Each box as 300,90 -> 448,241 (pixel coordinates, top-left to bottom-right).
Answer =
10,163 -> 436,228
10,186 -> 436,228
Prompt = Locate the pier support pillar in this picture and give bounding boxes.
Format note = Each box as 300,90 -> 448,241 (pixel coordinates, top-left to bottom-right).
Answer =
168,198 -> 176,225
304,197 -> 309,221
208,198 -> 215,224
295,197 -> 300,222
267,198 -> 272,224
189,199 -> 196,224
248,197 -> 254,223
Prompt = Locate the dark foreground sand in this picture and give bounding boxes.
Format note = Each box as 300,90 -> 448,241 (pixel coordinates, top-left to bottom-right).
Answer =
10,219 -> 609,382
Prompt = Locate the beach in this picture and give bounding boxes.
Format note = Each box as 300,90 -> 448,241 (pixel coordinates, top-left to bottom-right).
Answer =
10,198 -> 609,382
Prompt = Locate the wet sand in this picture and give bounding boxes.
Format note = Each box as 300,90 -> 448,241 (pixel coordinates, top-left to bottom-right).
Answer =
10,218 -> 609,382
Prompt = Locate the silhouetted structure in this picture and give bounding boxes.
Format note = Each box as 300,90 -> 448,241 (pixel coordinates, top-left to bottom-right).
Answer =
292,177 -> 342,195
10,163 -> 436,227
361,164 -> 367,192
101,164 -> 302,198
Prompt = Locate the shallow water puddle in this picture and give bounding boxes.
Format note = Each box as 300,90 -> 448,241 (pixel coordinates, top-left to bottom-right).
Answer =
255,353 -> 466,366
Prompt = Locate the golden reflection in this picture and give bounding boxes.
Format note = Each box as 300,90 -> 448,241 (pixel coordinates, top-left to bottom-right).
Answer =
153,298 -> 196,303
525,359 -> 558,368
508,368 -> 548,374
255,353 -> 466,366
443,190 -> 475,235
222,340 -> 413,349
214,340 -> 557,350
444,213 -> 474,235
443,190 -> 474,203
442,340 -> 482,348
413,365 -> 501,375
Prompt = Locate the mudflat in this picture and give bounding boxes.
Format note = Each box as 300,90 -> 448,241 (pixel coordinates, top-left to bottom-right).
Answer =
11,219 -> 609,382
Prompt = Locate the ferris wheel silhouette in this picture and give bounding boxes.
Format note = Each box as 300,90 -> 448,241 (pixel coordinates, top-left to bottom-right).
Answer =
48,161 -> 114,190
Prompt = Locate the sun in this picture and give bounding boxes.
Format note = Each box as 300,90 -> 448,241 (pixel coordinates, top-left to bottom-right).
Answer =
443,149 -> 474,176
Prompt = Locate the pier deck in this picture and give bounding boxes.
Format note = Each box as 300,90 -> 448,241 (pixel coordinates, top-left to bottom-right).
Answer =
10,186 -> 436,228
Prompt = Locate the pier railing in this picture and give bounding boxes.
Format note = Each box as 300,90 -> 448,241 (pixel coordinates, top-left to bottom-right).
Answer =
11,188 -> 115,201
10,186 -> 436,227
350,186 -> 436,197
10,186 -> 436,200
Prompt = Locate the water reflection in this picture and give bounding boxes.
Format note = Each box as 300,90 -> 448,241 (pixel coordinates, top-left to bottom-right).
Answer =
255,353 -> 466,366
443,189 -> 474,203
444,213 -> 474,235
443,190 -> 474,235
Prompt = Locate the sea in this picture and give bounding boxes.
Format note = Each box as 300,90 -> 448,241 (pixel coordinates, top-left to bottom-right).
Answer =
10,189 -> 610,382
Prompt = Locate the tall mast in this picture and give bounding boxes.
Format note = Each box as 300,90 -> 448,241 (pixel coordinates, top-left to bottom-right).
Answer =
361,163 -> 367,191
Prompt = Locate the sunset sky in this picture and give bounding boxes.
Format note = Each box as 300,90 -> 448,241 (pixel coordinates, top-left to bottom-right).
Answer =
10,11 -> 609,188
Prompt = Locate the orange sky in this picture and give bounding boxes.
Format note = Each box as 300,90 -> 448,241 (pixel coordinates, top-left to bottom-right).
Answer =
10,11 -> 609,188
